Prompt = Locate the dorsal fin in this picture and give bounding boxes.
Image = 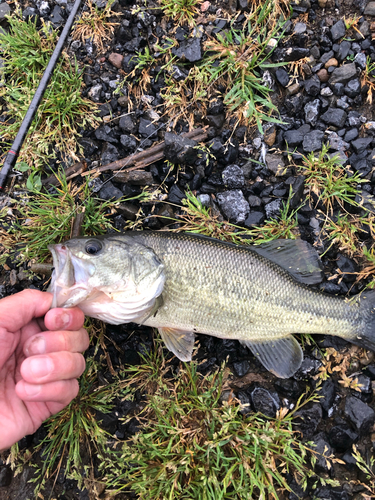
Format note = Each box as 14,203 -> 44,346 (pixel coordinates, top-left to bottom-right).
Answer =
252,239 -> 324,285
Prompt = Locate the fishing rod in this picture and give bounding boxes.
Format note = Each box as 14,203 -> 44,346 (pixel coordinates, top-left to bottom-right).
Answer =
0,0 -> 84,191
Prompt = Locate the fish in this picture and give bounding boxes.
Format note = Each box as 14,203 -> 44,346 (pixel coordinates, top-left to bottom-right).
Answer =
48,231 -> 375,378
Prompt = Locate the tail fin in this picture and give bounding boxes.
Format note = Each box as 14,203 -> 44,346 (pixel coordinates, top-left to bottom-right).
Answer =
351,289 -> 375,351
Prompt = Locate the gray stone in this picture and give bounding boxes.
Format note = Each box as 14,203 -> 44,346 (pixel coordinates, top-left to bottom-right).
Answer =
164,132 -> 198,165
364,1 -> 375,15
99,182 -> 123,200
275,68 -> 290,87
327,132 -> 349,151
173,37 -> 202,62
265,199 -> 282,219
0,2 -> 11,18
101,144 -> 119,165
329,62 -> 357,84
222,164 -> 245,189
305,99 -> 320,126
320,87 -> 333,96
345,79 -> 361,97
304,75 -> 321,96
138,118 -> 158,139
244,211 -> 265,228
321,108 -> 347,127
88,84 -> 102,102
344,128 -> 358,142
265,154 -> 289,176
351,137 -> 373,154
94,125 -> 117,144
119,114 -> 137,134
330,20 -> 346,41
337,41 -> 351,62
120,134 -> 137,151
303,130 -> 325,152
354,52 -> 367,70
312,433 -> 333,473
344,396 -> 375,435
216,190 -> 250,223
294,22 -> 307,34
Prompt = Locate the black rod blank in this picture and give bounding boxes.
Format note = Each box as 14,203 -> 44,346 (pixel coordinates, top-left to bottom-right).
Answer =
0,0 -> 83,190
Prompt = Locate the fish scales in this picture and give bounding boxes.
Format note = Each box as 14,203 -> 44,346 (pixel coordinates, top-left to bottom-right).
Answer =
48,231 -> 375,378
129,232 -> 359,340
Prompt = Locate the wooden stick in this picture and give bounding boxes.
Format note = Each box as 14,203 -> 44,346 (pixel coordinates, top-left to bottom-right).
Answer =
30,263 -> 53,275
42,161 -> 87,186
81,127 -> 208,177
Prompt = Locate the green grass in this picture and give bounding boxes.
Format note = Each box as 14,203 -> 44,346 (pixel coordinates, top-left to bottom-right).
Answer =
159,0 -> 201,26
27,328 -> 130,496
100,344 -> 328,499
0,172 -> 150,265
298,144 -> 367,214
0,13 -> 99,169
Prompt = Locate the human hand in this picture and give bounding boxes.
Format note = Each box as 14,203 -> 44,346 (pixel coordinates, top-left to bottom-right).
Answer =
0,289 -> 89,451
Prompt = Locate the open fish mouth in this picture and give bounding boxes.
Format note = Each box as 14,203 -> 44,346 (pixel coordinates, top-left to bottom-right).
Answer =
48,243 -> 94,308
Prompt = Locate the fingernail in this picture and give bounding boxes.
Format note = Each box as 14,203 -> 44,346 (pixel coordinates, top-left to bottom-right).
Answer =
25,336 -> 46,356
60,312 -> 70,329
23,383 -> 42,397
29,357 -> 54,379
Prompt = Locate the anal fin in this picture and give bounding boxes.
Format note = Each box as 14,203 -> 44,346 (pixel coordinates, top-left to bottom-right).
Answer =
158,327 -> 195,362
240,336 -> 303,379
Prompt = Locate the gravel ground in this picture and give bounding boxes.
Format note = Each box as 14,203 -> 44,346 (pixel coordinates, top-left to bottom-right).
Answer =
2,0 -> 375,497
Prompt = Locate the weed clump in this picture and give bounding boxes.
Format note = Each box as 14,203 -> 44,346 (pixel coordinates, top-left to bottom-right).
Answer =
101,348 -> 318,499
0,14 -> 99,169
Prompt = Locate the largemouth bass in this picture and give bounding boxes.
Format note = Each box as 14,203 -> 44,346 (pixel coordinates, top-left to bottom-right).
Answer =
48,231 -> 375,378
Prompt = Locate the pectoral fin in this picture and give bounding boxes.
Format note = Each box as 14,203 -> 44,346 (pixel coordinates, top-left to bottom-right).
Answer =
158,327 -> 195,362
240,336 -> 303,379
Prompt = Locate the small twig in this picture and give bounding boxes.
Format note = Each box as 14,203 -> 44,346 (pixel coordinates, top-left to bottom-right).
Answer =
81,127 -> 208,177
42,161 -> 87,186
71,210 -> 85,238
30,263 -> 53,275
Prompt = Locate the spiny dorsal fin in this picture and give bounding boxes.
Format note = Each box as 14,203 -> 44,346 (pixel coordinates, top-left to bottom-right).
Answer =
253,239 -> 324,285
158,327 -> 195,361
240,336 -> 303,378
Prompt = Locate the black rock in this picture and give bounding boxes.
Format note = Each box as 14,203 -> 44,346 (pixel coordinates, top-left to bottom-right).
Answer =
78,137 -> 99,157
276,67 -> 290,87
94,125 -> 118,144
216,190 -> 250,224
101,143 -> 119,165
294,357 -> 321,379
331,20 -> 346,41
173,37 -> 202,62
222,164 -> 245,189
304,75 -> 321,96
364,364 -> 375,380
332,82 -> 345,96
351,137 -> 373,154
321,108 -> 347,127
311,433 -> 333,473
99,182 -> 123,201
49,5 -> 65,27
220,138 -> 239,164
336,254 -> 358,282
344,128 -> 358,142
319,378 -> 336,414
248,195 -> 262,207
290,175 -> 305,209
204,114 -> 225,129
250,387 -> 280,418
319,282 -> 342,294
304,99 -> 320,127
164,132 -> 198,165
344,395 -> 375,434
328,425 -> 358,452
273,47 -> 310,62
344,79 -> 361,97
342,450 -> 357,470
274,378 -> 305,399
119,114 -> 137,134
337,41 -> 351,61
293,403 -> 322,440
167,184 -> 186,205
303,130 -> 325,152
120,134 -> 137,151
0,466 -> 12,487
244,210 -> 265,228
329,62 -> 357,84
207,99 -> 224,115
232,360 -> 251,377
138,118 -> 158,139
284,129 -> 304,147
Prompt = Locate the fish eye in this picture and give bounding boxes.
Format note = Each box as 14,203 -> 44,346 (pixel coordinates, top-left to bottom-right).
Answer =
85,240 -> 102,255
